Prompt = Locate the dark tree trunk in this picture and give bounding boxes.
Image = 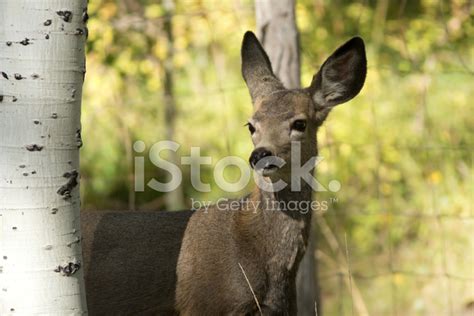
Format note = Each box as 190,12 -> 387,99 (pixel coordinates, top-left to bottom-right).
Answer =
163,0 -> 185,211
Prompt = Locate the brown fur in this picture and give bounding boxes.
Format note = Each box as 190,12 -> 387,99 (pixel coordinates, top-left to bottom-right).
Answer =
82,31 -> 366,315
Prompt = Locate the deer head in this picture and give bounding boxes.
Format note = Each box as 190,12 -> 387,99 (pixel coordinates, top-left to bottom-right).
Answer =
242,31 -> 367,183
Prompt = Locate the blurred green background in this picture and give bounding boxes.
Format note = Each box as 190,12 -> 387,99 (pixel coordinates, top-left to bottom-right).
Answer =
81,0 -> 473,315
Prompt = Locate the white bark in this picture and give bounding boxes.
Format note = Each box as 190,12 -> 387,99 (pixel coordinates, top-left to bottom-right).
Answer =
256,1 -> 319,315
0,1 -> 88,314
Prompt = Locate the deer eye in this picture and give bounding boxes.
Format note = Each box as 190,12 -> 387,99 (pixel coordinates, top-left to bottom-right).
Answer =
246,122 -> 256,135
291,120 -> 307,132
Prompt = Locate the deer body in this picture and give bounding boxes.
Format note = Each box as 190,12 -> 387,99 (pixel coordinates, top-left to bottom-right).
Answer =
82,31 -> 366,315
175,183 -> 313,315
82,182 -> 311,315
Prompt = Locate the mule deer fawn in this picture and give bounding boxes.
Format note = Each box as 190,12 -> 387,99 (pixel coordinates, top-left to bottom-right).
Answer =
82,31 -> 366,315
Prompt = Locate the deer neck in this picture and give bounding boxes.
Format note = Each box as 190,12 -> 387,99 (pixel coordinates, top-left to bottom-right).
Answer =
257,145 -> 317,218
256,177 -> 313,219
236,166 -> 314,269
236,145 -> 317,242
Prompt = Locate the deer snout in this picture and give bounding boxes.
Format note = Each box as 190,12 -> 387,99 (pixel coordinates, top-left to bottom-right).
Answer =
249,147 -> 273,169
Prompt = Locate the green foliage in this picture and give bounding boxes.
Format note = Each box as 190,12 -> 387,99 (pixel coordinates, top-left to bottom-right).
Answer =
82,0 -> 473,314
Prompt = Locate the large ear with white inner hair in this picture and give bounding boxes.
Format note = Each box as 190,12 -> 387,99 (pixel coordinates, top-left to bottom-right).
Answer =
306,37 -> 367,110
241,31 -> 285,103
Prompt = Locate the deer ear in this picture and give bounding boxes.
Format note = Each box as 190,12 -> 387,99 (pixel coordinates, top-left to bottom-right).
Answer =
307,37 -> 367,109
241,31 -> 284,102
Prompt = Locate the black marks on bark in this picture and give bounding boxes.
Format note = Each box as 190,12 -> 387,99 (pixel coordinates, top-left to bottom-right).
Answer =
22,173 -> 28,176
0,94 -> 18,102
44,19 -> 52,26
31,171 -> 36,175
31,74 -> 39,79
82,8 -> 89,23
3,256 -> 7,260
33,120 -> 40,125
74,28 -> 84,36
4,39 -> 34,46
51,113 -> 58,119
12,227 -> 17,230
62,170 -> 77,178
45,34 -> 50,40
43,245 -> 53,250
19,165 -> 26,168
76,129 -> 83,148
19,38 -> 30,46
82,6 -> 89,39
67,236 -> 81,247
14,73 -> 25,80
57,170 -> 78,199
71,89 -> 76,99
83,5 -> 89,40
1,72 -> 9,80
56,10 -> 72,23
25,144 -> 43,151
51,208 -> 58,214
54,261 -> 81,276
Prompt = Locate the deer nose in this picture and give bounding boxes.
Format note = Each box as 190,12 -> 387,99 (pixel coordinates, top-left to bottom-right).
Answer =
249,147 -> 273,168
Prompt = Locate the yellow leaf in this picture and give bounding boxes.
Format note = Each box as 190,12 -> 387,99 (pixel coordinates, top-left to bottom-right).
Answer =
428,171 -> 442,184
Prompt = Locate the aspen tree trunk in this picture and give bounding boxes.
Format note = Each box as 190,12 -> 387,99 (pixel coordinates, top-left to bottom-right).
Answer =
162,0 -> 186,211
0,1 -> 88,314
255,1 -> 320,314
